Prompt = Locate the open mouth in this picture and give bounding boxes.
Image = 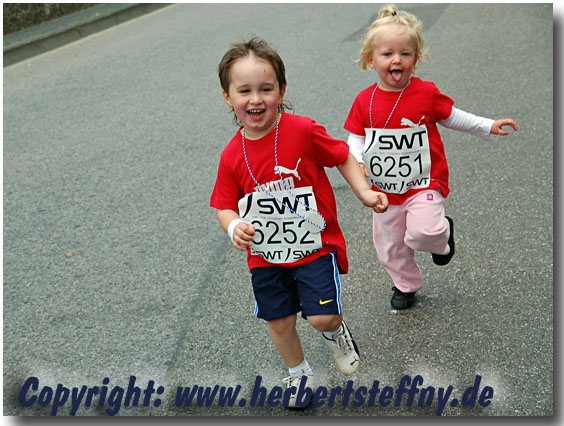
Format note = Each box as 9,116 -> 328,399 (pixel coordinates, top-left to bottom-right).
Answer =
247,109 -> 265,121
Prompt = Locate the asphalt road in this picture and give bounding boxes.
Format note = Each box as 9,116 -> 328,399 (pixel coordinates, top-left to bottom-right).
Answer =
3,3 -> 553,417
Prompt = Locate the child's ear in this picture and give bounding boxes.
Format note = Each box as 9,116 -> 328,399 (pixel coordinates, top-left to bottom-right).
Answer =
279,85 -> 286,103
222,90 -> 233,108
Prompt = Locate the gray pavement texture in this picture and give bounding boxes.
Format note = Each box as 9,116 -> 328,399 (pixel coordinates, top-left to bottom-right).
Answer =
3,3 -> 553,417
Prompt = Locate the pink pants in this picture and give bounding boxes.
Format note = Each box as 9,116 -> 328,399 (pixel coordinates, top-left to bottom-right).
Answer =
372,189 -> 450,293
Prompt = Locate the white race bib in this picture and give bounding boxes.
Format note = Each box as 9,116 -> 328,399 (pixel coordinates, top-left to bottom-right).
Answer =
363,125 -> 432,194
238,186 -> 323,264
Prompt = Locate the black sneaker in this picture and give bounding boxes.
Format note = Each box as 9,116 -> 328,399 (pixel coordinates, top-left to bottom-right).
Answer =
432,216 -> 455,266
391,286 -> 416,310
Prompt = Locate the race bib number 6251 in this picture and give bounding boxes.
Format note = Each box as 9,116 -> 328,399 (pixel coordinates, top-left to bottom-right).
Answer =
363,126 -> 432,194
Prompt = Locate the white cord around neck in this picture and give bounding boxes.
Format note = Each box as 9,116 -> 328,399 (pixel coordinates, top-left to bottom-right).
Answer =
241,116 -> 326,232
369,82 -> 407,129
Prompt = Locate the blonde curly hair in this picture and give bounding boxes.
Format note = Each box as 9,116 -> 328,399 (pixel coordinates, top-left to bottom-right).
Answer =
358,4 -> 428,72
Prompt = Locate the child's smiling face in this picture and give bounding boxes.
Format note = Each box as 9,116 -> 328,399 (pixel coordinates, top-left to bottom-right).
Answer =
223,55 -> 286,140
368,23 -> 417,91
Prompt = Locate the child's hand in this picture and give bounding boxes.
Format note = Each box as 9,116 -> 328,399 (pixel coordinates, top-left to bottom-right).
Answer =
372,191 -> 389,213
491,119 -> 519,135
233,222 -> 255,251
360,189 -> 389,213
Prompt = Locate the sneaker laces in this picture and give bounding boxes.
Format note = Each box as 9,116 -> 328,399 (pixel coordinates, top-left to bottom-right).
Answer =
334,331 -> 352,356
282,371 -> 304,388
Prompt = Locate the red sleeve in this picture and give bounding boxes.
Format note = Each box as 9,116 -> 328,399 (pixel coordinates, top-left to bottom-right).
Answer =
210,151 -> 242,211
309,119 -> 350,167
431,84 -> 455,122
344,94 -> 368,136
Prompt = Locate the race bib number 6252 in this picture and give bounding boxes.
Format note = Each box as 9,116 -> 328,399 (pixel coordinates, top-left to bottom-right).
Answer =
238,187 -> 322,264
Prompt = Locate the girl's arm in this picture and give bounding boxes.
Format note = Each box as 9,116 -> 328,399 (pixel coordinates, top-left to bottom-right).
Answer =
217,209 -> 255,251
347,133 -> 370,178
337,152 -> 388,213
439,107 -> 494,139
347,133 -> 365,163
439,107 -> 518,138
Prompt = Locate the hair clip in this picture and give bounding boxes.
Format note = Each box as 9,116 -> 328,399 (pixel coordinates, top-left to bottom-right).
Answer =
391,11 -> 397,16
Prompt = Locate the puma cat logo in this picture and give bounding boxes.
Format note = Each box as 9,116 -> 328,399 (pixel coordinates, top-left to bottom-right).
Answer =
275,158 -> 302,180
401,116 -> 425,127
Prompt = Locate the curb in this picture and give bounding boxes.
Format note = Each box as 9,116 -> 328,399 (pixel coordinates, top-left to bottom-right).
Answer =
3,3 -> 171,67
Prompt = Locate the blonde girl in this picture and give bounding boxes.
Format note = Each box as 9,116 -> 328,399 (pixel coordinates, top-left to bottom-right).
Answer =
344,4 -> 518,309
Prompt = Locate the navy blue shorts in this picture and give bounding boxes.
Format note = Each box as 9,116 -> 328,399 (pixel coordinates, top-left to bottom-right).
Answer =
250,252 -> 343,321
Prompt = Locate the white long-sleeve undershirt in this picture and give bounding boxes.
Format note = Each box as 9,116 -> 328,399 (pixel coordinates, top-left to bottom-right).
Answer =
347,107 -> 495,163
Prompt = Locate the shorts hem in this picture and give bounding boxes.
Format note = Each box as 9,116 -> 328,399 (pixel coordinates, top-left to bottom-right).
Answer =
255,308 -> 301,322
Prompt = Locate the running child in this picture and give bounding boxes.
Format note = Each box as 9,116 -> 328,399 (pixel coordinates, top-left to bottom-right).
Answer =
344,4 -> 518,309
210,37 -> 389,407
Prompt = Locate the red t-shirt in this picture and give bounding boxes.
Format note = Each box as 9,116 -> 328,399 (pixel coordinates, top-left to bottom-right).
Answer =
210,113 -> 351,273
344,77 -> 454,205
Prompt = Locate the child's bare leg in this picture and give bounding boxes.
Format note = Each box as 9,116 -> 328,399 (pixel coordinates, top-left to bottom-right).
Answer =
268,314 -> 304,368
310,314 -> 360,376
307,314 -> 343,332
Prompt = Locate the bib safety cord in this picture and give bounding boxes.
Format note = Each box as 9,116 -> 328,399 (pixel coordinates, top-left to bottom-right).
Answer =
241,116 -> 326,232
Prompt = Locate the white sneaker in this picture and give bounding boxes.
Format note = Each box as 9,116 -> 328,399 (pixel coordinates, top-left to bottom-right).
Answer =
323,320 -> 360,375
282,371 -> 314,408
